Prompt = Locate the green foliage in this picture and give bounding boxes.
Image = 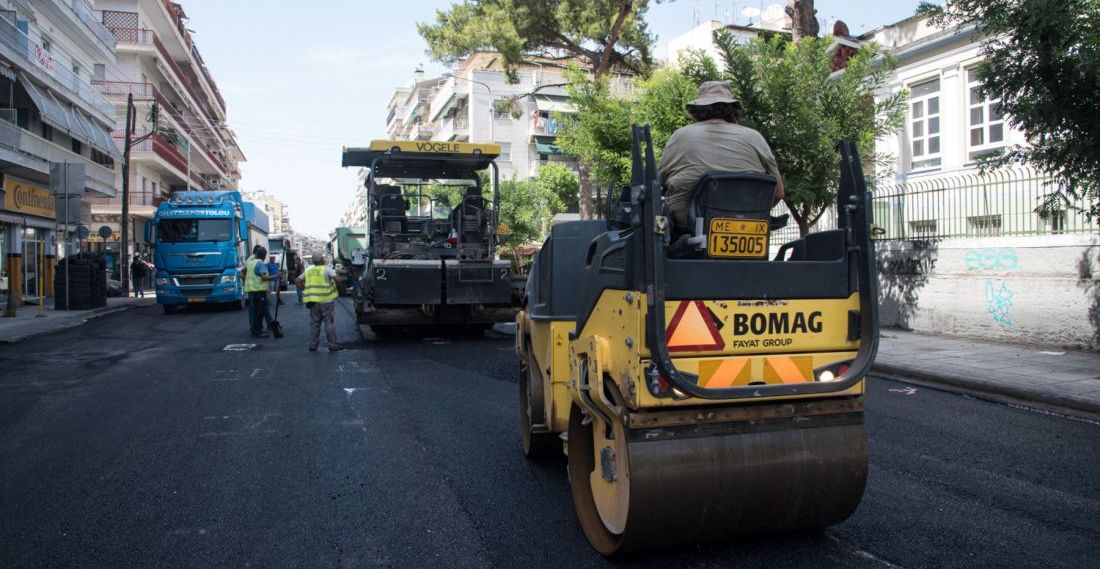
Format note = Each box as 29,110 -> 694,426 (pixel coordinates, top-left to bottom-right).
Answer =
497,174 -> 567,247
417,0 -> 660,80
715,31 -> 905,234
918,0 -> 1100,219
534,161 -> 580,211
678,49 -> 721,84
557,67 -> 635,187
558,65 -> 699,190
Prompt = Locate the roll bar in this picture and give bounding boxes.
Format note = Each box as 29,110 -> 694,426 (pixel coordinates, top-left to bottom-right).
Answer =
632,125 -> 879,400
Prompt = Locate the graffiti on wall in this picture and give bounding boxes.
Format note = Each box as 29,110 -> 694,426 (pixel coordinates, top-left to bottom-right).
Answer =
985,279 -> 1014,326
965,248 -> 1020,272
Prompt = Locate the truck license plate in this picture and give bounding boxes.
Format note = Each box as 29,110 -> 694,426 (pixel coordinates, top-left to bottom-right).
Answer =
187,297 -> 206,303
707,218 -> 769,258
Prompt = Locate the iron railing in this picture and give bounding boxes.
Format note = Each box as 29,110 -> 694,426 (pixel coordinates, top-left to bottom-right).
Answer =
0,15 -> 114,117
768,167 -> 1095,249
105,26 -> 154,45
870,167 -> 1094,239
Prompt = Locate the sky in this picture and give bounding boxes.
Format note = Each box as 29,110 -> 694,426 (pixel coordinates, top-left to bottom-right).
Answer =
181,0 -> 929,237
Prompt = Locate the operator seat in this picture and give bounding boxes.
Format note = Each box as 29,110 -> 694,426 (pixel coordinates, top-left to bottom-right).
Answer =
377,185 -> 408,235
454,187 -> 487,243
667,171 -> 787,258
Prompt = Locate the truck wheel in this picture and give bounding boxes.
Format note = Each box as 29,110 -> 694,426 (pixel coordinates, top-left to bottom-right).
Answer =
520,348 -> 558,458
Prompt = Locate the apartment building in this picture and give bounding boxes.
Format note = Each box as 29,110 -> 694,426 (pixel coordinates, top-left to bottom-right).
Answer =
242,190 -> 290,234
0,0 -> 122,305
383,54 -> 614,181
89,0 -> 244,266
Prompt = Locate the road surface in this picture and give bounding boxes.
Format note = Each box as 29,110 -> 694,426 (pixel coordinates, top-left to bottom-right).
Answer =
1,299 -> 1097,568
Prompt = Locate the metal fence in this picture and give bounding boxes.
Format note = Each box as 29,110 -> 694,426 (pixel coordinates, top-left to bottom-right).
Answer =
768,167 -> 1095,249
870,167 -> 1093,239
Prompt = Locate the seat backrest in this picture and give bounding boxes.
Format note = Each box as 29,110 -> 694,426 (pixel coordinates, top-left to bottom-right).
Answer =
457,194 -> 486,242
687,171 -> 776,231
669,171 -> 776,260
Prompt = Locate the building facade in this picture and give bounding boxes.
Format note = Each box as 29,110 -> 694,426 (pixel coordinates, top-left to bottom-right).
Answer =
862,16 -> 1097,347
242,190 -> 290,234
0,0 -> 122,307
88,0 -> 244,275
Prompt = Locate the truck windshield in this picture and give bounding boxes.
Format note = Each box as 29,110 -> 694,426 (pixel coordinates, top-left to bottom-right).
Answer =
269,239 -> 284,254
158,219 -> 232,243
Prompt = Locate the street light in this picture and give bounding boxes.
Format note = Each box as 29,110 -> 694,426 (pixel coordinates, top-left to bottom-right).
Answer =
442,73 -> 495,142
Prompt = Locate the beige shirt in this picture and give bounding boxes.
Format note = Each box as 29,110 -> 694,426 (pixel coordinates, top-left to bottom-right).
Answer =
658,119 -> 781,227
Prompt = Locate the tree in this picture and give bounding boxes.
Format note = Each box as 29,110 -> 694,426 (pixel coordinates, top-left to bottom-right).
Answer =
785,0 -> 819,41
716,31 -> 906,236
918,0 -> 1100,219
534,161 -> 580,212
418,1 -> 665,218
417,0 -> 660,81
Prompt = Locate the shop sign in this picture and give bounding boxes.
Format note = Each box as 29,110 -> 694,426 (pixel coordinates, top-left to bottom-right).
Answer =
2,177 -> 56,219
33,43 -> 55,73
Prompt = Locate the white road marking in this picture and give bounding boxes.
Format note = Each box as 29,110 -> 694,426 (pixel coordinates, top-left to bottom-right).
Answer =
222,344 -> 256,352
213,370 -> 239,382
1039,351 -> 1065,356
889,386 -> 918,395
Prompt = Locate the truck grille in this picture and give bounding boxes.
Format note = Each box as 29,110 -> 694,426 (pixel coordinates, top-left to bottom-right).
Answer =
175,274 -> 218,287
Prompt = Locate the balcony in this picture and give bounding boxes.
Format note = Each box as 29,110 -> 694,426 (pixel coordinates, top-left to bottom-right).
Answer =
436,116 -> 469,142
0,15 -> 114,119
531,117 -> 563,136
414,123 -> 434,140
87,191 -> 160,207
92,80 -> 229,175
105,26 -> 223,128
0,113 -> 116,196
66,0 -> 118,49
127,134 -> 205,188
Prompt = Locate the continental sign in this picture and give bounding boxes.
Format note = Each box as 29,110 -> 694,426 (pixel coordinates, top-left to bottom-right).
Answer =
663,295 -> 860,356
366,140 -> 502,156
2,177 -> 55,219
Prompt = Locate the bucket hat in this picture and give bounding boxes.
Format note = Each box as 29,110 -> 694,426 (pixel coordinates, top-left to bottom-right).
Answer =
687,81 -> 741,107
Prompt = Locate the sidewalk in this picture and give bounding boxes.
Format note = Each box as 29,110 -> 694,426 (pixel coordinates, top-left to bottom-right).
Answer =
0,296 -> 158,344
875,329 -> 1100,418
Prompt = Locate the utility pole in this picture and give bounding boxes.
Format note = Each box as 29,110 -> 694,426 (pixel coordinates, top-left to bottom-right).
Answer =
120,92 -> 158,297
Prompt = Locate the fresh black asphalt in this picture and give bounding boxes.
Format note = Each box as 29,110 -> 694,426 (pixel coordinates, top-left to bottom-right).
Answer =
1,299 -> 1097,568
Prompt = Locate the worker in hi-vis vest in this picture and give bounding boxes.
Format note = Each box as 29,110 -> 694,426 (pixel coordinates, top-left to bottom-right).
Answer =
295,251 -> 343,351
243,245 -> 284,338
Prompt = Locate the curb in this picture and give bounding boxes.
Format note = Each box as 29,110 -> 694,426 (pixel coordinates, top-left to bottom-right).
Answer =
872,362 -> 1100,421
0,302 -> 152,344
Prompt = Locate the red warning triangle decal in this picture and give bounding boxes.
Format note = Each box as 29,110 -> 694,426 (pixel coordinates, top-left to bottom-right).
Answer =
666,301 -> 725,352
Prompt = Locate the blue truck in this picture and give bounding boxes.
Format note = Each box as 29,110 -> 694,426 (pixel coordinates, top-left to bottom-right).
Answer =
147,191 -> 269,313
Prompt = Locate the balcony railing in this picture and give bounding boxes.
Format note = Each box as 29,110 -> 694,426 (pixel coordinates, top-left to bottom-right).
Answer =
68,0 -> 117,49
0,15 -> 114,117
87,192 -> 160,207
127,134 -> 207,189
105,26 -> 154,45
531,117 -> 562,136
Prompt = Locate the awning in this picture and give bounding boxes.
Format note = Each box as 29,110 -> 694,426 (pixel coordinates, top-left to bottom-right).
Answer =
535,141 -> 563,155
534,95 -> 575,114
19,73 -> 121,160
0,65 -> 15,81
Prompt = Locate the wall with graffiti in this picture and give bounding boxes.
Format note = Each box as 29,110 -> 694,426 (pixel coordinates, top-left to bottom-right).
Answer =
876,234 -> 1100,350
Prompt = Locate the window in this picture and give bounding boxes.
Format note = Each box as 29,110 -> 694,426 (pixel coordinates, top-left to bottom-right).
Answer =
40,37 -> 51,53
966,214 -> 1002,237
41,123 -> 53,140
498,143 -> 511,162
1049,210 -> 1066,234
908,219 -> 938,237
908,78 -> 941,170
157,219 -> 232,242
70,138 -> 81,153
966,67 -> 1005,161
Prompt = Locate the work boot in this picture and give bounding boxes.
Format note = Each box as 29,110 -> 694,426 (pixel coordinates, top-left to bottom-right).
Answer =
252,331 -> 270,338
308,344 -> 318,352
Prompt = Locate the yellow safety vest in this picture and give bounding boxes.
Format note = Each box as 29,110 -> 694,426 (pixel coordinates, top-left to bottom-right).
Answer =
244,258 -> 266,293
302,265 -> 337,303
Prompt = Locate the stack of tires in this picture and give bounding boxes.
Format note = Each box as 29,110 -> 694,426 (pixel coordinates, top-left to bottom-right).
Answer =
54,255 -> 108,310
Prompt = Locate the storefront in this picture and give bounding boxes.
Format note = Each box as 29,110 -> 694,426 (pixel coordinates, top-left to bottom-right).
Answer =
1,174 -> 58,305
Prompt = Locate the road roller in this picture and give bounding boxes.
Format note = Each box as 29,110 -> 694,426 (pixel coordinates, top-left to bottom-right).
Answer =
515,126 -> 880,555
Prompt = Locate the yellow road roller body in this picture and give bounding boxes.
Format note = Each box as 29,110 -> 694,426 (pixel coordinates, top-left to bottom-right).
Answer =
516,128 -> 880,555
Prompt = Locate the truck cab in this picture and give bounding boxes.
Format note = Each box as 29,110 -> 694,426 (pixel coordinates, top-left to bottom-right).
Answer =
149,191 -> 269,313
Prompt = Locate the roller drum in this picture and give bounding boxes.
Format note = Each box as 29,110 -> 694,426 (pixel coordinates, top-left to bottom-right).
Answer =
569,406 -> 868,555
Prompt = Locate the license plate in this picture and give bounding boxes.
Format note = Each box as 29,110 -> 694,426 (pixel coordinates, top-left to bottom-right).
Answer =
707,218 -> 769,258
187,297 -> 206,303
